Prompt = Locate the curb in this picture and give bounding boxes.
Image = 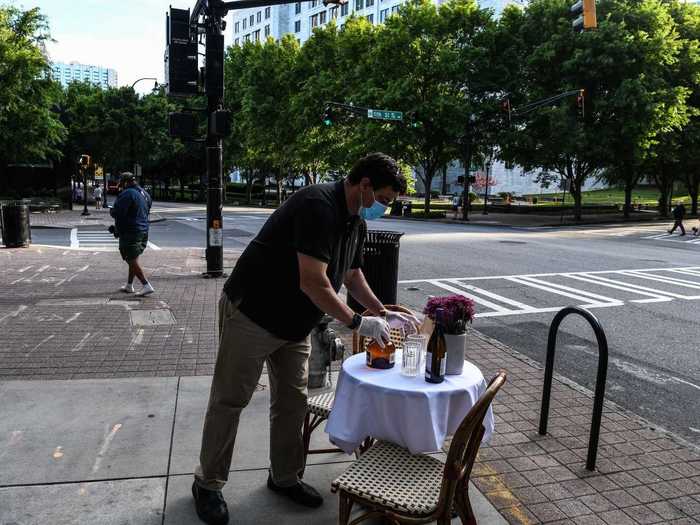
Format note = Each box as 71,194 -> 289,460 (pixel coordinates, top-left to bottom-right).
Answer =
383,214 -> 665,228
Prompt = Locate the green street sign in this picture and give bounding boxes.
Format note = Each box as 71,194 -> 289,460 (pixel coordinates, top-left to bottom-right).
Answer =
367,109 -> 403,121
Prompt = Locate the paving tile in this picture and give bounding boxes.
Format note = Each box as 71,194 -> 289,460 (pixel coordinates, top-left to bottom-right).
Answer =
529,501 -> 568,522
555,498 -> 592,518
499,505 -> 540,525
511,486 -> 549,505
622,504 -> 665,524
669,496 -> 700,516
604,489 -> 641,508
600,509 -> 638,525
579,493 -> 618,513
647,500 -> 688,521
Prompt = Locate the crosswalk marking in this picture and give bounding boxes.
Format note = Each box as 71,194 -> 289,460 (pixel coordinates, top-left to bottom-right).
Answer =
401,266 -> 700,318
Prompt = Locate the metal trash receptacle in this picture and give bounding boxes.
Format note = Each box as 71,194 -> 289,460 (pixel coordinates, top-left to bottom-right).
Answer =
0,202 -> 31,248
348,230 -> 404,313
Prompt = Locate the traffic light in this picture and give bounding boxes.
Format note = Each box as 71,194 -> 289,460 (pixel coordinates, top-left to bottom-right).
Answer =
169,112 -> 197,139
571,0 -> 597,33
79,154 -> 91,168
165,8 -> 198,96
576,89 -> 585,118
322,106 -> 334,126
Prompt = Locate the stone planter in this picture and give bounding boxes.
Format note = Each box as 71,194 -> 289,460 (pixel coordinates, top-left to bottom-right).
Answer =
445,333 -> 466,375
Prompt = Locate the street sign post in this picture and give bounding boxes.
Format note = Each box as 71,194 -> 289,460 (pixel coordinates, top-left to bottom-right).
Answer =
367,109 -> 403,121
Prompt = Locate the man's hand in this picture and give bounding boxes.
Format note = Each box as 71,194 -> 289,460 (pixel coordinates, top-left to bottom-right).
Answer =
384,310 -> 421,333
358,316 -> 391,348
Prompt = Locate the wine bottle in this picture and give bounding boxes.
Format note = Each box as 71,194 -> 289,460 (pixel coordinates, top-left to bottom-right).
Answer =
366,339 -> 396,369
425,308 -> 447,383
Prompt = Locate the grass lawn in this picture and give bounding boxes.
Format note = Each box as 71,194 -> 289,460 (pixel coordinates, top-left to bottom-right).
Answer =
524,187 -> 691,206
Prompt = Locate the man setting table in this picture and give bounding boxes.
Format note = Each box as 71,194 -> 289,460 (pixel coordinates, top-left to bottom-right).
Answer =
192,152 -> 419,525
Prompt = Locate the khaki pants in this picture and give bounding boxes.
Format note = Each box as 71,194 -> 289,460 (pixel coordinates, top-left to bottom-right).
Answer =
195,293 -> 311,490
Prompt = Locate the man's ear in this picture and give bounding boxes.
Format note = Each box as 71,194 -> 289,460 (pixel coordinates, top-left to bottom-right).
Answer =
359,177 -> 373,192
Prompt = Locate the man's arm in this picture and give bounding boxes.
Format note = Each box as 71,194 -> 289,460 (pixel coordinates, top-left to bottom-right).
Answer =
343,268 -> 384,315
298,253 -> 356,326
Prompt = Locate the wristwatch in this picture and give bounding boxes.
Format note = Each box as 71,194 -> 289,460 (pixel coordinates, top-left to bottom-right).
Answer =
347,313 -> 363,331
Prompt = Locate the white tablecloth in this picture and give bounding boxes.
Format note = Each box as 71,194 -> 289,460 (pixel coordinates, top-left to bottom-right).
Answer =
325,352 -> 494,454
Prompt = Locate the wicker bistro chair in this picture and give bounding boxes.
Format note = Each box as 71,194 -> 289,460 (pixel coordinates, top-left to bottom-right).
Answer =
331,372 -> 507,525
301,305 -> 415,474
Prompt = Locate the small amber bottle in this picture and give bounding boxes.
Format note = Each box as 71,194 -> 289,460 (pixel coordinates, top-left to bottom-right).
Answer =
366,339 -> 396,369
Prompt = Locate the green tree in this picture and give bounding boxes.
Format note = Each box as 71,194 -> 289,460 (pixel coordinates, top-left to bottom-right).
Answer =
0,6 -> 64,178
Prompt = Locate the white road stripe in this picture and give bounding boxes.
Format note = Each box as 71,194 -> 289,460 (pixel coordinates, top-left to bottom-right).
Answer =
622,270 -> 700,290
147,241 -> 161,251
564,274 -> 674,303
513,275 -> 622,305
448,280 -> 535,311
70,228 -> 78,248
428,280 -> 514,313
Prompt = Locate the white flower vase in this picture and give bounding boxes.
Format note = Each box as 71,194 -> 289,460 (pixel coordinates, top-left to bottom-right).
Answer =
445,333 -> 466,375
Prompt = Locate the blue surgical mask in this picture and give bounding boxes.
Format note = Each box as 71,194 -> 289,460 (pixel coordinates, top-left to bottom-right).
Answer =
361,200 -> 388,220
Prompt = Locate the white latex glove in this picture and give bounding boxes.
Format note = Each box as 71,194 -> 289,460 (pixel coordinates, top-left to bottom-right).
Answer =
385,310 -> 421,333
358,316 -> 391,348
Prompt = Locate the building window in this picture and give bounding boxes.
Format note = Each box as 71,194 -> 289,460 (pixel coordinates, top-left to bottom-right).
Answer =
341,3 -> 349,15
265,7 -> 271,18
264,24 -> 270,37
295,19 -> 301,32
366,13 -> 374,23
295,2 -> 302,13
254,29 -> 260,41
257,11 -> 262,22
234,37 -> 240,45
330,6 -> 339,18
250,14 -> 254,25
311,0 -> 317,6
355,0 -> 363,10
243,18 -> 247,29
244,33 -> 250,42
310,13 -> 319,27
235,21 -> 240,33
320,10 -> 327,23
367,0 -> 374,6
380,8 -> 388,21
391,5 -> 399,13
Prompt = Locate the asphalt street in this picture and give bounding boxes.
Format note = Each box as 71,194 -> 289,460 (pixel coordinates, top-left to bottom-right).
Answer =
30,202 -> 700,445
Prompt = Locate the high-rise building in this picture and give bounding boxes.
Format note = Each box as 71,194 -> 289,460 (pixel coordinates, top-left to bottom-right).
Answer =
230,0 -> 520,47
50,61 -> 118,89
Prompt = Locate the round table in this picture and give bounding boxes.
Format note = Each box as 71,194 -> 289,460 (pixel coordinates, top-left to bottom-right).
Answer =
325,351 -> 494,455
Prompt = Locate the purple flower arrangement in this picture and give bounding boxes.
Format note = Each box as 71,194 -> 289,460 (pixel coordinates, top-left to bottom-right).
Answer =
423,295 -> 475,335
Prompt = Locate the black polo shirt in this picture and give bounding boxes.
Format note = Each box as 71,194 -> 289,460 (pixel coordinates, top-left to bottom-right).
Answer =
223,181 -> 365,341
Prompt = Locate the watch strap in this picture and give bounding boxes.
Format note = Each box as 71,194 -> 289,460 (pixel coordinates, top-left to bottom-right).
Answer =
347,313 -> 362,331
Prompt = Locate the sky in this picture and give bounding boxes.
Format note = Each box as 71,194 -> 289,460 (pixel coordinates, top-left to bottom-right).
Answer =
21,0 -> 233,94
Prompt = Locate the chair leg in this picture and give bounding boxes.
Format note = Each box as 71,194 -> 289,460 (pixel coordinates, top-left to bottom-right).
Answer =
455,483 -> 477,525
338,492 -> 353,525
300,412 -> 312,479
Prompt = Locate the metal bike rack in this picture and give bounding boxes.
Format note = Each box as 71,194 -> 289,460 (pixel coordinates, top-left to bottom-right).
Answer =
539,306 -> 609,471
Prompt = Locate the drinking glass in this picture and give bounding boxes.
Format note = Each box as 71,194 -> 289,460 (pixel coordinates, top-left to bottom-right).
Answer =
401,334 -> 427,377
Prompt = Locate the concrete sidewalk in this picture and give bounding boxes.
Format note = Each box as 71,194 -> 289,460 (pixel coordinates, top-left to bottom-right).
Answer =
0,246 -> 699,524
0,374 -> 506,525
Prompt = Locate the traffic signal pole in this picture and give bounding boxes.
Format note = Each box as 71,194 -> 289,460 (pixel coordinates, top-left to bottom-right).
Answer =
181,0 -> 346,278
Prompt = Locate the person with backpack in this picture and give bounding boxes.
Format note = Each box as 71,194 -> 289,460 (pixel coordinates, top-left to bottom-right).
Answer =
668,202 -> 686,236
110,172 -> 154,296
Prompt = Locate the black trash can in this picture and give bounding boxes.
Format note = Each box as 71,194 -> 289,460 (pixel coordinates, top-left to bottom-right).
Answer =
0,202 -> 31,248
348,230 -> 404,313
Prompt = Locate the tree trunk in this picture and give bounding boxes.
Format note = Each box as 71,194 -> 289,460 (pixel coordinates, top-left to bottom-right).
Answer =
276,172 -> 282,206
421,166 -> 435,214
571,182 -> 582,221
245,172 -> 253,205
624,183 -> 633,219
685,174 -> 699,216
441,165 -> 448,195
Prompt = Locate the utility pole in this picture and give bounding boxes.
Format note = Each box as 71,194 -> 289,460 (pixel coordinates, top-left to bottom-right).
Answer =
461,114 -> 476,221
79,154 -> 91,216
483,160 -> 492,215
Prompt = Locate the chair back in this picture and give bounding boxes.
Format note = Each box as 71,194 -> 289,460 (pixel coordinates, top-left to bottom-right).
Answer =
437,372 -> 507,512
352,304 -> 415,355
